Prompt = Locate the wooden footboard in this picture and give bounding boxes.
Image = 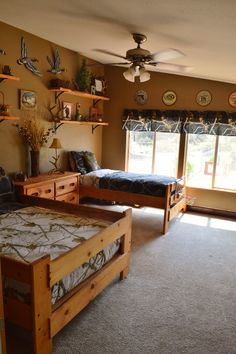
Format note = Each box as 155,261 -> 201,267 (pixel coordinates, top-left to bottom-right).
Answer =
80,183 -> 186,234
1,199 -> 132,354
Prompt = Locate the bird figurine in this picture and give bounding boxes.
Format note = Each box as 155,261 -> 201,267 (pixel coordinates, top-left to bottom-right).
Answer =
0,49 -> 6,55
17,37 -> 42,76
47,47 -> 65,74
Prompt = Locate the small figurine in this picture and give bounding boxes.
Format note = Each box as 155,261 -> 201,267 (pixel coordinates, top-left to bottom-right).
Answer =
17,37 -> 42,77
2,65 -> 12,76
47,47 -> 65,75
75,103 -> 82,121
0,49 -> 6,55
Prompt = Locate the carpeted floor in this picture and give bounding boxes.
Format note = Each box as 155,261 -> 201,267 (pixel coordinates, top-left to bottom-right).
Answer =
7,207 -> 236,354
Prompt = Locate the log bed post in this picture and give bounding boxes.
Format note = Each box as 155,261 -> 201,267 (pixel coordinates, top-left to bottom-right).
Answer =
120,208 -> 132,280
163,184 -> 171,234
31,256 -> 52,354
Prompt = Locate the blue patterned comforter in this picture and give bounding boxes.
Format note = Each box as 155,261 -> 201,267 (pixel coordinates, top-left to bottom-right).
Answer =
99,171 -> 181,197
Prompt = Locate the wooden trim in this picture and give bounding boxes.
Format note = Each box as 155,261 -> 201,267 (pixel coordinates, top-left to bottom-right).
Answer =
51,253 -> 129,337
169,197 -> 186,221
61,120 -> 108,126
187,205 -> 236,219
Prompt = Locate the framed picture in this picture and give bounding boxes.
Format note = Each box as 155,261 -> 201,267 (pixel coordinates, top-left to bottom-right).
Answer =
20,90 -> 37,110
95,79 -> 103,93
62,102 -> 72,120
162,90 -> 177,106
89,107 -> 103,122
196,90 -> 212,106
228,92 -> 236,108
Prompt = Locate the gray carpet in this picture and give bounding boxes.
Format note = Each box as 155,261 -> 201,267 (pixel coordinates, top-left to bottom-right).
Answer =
7,207 -> 236,354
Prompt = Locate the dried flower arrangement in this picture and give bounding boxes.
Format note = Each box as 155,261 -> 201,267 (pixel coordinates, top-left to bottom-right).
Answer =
15,119 -> 52,151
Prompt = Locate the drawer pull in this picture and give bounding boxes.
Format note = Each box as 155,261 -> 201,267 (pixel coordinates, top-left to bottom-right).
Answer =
45,189 -> 51,194
59,185 -> 65,189
69,183 -> 75,187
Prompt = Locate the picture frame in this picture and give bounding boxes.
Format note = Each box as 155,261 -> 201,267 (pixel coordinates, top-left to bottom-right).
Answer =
20,90 -> 37,110
95,79 -> 103,93
162,90 -> 177,106
89,107 -> 103,122
196,90 -> 212,106
228,91 -> 236,108
62,102 -> 72,120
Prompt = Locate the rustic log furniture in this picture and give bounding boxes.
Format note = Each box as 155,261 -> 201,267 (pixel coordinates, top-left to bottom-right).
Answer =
0,196 -> 132,354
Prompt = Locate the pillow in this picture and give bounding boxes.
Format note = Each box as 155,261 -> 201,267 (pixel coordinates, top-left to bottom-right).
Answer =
83,151 -> 100,172
69,151 -> 88,175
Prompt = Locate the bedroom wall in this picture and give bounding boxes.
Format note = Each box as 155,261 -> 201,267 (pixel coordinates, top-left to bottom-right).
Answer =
103,66 -> 236,212
0,21 -> 104,175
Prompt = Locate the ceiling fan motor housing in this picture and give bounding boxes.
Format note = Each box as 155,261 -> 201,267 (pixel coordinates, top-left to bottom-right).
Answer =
126,48 -> 153,63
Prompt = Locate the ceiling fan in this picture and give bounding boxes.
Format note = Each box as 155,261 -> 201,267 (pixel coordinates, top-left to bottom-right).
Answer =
95,33 -> 192,82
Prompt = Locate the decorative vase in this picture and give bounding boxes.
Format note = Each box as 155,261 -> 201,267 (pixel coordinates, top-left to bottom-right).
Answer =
30,150 -> 40,177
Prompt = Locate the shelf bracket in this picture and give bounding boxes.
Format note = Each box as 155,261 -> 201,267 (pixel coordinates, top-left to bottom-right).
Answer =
54,91 -> 64,104
52,121 -> 64,132
91,124 -> 100,134
92,99 -> 101,107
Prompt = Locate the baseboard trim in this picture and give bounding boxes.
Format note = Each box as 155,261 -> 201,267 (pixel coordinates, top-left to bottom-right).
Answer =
187,206 -> 236,219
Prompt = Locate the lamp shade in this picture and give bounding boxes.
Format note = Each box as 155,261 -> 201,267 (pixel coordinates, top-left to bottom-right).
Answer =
49,138 -> 62,149
123,67 -> 136,82
139,67 -> 151,82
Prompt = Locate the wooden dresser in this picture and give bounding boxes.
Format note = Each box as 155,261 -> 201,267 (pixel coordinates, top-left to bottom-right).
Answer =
14,172 -> 80,204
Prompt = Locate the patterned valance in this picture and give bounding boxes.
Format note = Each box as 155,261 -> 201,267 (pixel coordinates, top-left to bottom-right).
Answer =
123,109 -> 236,136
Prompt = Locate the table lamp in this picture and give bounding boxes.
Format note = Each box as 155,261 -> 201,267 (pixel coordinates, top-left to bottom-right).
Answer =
49,138 -> 64,174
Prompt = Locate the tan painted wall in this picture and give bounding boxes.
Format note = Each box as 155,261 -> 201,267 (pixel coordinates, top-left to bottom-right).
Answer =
0,21 -> 104,175
103,66 -> 236,212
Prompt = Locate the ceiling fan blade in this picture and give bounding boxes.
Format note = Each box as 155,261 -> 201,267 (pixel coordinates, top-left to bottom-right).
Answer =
107,62 -> 131,65
151,48 -> 185,62
93,49 -> 127,60
154,62 -> 193,73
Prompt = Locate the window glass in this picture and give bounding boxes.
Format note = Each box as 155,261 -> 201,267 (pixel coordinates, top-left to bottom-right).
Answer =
214,136 -> 236,190
185,134 -> 215,188
154,133 -> 180,177
127,131 -> 154,174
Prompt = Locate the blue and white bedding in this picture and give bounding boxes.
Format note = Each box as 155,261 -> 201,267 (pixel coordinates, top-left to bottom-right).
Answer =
80,169 -> 183,197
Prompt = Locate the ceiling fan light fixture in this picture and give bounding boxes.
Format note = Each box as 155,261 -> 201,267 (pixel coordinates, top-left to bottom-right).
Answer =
123,66 -> 136,82
139,67 -> 150,82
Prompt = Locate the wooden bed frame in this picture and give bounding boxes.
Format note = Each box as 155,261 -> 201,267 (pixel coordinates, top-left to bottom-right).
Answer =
79,182 -> 186,234
0,196 -> 132,354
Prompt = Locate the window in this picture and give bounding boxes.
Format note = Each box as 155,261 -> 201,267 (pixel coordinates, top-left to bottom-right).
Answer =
185,134 -> 236,191
127,131 -> 180,177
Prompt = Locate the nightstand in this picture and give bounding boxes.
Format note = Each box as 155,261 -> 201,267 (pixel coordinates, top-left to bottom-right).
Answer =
14,172 -> 80,205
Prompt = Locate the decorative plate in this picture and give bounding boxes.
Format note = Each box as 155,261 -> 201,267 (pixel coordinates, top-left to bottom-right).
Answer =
134,90 -> 148,105
196,90 -> 212,106
162,90 -> 177,106
228,92 -> 236,108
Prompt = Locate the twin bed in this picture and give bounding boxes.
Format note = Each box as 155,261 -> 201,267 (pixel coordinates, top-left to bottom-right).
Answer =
0,169 -> 132,354
79,168 -> 186,234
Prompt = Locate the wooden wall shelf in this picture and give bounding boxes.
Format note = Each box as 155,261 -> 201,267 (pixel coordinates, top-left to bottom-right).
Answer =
0,116 -> 19,123
53,119 -> 108,133
0,73 -> 20,82
48,87 -> 110,102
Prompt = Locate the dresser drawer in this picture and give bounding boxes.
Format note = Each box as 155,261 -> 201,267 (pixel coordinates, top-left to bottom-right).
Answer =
55,177 -> 78,196
26,183 -> 54,199
56,191 -> 78,204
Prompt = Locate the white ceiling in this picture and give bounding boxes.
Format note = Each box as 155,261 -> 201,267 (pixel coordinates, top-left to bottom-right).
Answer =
1,0 -> 236,84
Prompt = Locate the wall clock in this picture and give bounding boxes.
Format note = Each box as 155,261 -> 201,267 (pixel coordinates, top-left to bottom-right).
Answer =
228,92 -> 236,108
134,90 -> 148,105
196,90 -> 212,106
162,90 -> 177,106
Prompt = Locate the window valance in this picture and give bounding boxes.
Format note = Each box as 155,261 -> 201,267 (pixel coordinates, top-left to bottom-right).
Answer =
123,109 -> 236,136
